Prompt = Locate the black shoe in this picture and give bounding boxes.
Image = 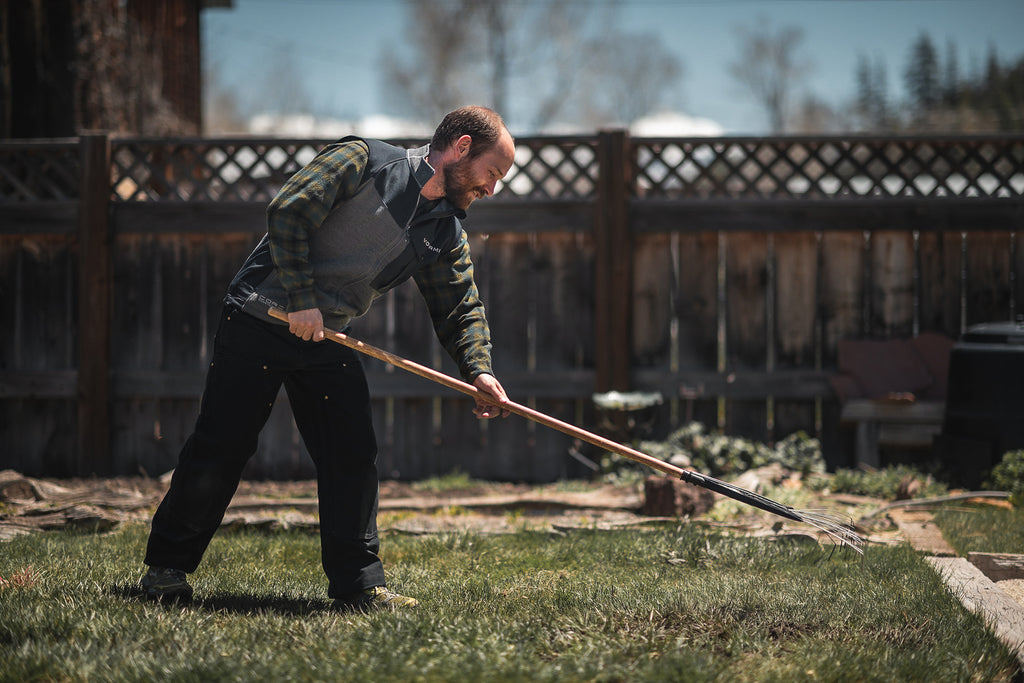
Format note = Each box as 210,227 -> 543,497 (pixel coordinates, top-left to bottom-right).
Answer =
140,566 -> 193,602
333,586 -> 419,612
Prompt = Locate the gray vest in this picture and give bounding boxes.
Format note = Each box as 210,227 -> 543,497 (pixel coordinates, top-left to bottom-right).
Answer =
226,138 -> 465,330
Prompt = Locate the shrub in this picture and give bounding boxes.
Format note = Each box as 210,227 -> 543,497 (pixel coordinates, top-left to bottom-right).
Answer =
623,422 -> 826,479
985,450 -> 1024,507
819,465 -> 948,500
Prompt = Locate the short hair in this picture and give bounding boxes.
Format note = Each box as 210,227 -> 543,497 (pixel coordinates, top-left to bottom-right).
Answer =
431,106 -> 510,158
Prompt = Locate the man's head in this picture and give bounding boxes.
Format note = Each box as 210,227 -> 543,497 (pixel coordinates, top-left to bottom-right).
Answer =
427,106 -> 516,210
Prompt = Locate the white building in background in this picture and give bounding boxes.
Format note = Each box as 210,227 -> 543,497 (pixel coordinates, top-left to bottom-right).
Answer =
246,110 -> 725,139
246,113 -> 433,139
629,111 -> 725,137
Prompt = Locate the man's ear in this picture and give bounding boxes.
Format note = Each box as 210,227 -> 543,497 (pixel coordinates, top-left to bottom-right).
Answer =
456,134 -> 473,157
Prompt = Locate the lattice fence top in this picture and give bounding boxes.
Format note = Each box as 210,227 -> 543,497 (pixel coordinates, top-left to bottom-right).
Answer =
635,136 -> 1024,199
110,138 -> 327,202
503,138 -> 598,199
107,136 -> 599,202
0,142 -> 80,201
4,135 -> 1024,204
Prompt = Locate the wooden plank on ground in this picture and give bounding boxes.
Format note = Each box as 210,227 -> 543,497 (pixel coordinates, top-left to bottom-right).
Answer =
969,553 -> 1024,582
926,557 -> 1024,666
889,508 -> 956,556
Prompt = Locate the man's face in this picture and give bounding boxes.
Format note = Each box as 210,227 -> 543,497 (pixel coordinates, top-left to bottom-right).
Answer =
443,133 -> 515,210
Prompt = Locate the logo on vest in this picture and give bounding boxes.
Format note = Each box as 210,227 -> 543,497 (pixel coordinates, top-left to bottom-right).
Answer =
422,237 -> 441,254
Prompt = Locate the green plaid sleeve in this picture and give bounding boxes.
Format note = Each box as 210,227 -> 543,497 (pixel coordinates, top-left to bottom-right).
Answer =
266,140 -> 368,312
413,227 -> 494,382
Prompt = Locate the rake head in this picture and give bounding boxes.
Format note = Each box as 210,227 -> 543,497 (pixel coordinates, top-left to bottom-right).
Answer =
678,469 -> 864,554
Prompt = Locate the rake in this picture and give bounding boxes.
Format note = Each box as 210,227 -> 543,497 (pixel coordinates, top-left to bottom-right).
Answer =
268,308 -> 863,553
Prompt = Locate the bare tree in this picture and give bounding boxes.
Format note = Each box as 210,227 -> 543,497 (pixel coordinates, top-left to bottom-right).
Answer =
203,62 -> 247,135
380,0 -> 489,124
72,0 -> 192,135
792,95 -> 844,133
729,20 -> 811,133
575,31 -> 684,128
381,0 -> 680,133
256,51 -> 315,117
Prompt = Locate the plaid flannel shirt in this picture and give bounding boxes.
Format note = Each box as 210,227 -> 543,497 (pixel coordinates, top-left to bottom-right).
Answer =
266,139 -> 493,381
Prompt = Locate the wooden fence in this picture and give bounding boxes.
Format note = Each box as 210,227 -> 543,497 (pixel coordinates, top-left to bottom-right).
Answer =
2,132 -> 1022,480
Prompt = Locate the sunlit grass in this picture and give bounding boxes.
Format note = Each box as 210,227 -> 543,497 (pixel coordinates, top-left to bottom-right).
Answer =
411,469 -> 478,493
932,502 -> 1024,555
0,523 -> 1017,682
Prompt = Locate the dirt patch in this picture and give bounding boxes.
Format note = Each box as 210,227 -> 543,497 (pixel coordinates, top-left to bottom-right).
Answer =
0,470 -> 655,540
0,468 -> 890,547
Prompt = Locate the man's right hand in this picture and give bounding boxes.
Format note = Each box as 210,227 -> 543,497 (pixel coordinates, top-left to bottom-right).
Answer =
287,308 -> 325,341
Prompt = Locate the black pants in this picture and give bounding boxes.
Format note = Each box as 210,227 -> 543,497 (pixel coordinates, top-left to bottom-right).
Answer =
145,306 -> 385,597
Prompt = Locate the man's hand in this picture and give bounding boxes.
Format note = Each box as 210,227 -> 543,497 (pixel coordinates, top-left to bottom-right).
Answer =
472,373 -> 510,419
287,308 -> 325,341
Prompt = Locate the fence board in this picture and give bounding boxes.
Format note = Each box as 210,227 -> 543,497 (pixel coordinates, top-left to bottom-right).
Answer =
670,230 -> 721,431
918,230 -> 963,335
531,231 -> 594,480
775,233 -> 820,367
965,231 -> 1016,327
820,232 -> 867,357
869,230 -> 916,338
377,266 -> 451,479
0,237 -> 78,475
1015,232 -> 1024,322
111,234 -> 167,475
479,232 -> 535,479
724,232 -> 769,440
773,232 -> 821,442
632,233 -> 674,367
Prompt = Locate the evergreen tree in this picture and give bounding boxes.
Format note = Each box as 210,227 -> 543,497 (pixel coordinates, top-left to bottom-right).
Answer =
904,33 -> 940,118
854,53 -> 890,131
942,39 -> 960,108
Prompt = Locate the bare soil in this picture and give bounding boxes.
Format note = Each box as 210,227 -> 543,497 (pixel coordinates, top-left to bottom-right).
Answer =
0,471 -> 654,540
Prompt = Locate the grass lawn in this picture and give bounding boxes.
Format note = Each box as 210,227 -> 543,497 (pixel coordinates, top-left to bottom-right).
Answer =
932,503 -> 1024,556
1,522 -> 1019,682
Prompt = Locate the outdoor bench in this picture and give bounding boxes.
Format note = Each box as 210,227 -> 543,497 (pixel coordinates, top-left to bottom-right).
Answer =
831,333 -> 953,469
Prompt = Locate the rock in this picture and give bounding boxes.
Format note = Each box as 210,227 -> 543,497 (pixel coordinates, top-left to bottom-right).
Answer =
896,474 -> 922,500
730,463 -> 789,494
641,476 -> 716,517
0,471 -> 39,503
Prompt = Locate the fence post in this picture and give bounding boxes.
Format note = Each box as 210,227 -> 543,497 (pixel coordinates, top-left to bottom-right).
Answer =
594,129 -> 632,393
77,132 -> 113,475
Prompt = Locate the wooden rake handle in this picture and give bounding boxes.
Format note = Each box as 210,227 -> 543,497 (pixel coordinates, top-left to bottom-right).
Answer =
266,307 -> 684,479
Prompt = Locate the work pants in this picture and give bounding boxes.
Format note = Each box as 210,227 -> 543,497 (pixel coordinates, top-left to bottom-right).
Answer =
145,306 -> 384,596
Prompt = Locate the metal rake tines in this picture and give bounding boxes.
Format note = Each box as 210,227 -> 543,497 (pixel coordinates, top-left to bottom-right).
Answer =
792,509 -> 865,554
678,469 -> 864,554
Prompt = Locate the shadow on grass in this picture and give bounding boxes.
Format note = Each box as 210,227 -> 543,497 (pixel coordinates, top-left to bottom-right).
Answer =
111,582 -> 332,616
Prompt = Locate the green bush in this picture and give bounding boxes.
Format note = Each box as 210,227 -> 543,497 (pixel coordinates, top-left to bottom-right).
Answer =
818,465 -> 948,500
621,422 -> 826,480
985,450 -> 1024,507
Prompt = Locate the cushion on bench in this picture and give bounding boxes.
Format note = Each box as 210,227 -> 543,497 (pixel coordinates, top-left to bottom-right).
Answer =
830,333 -> 953,402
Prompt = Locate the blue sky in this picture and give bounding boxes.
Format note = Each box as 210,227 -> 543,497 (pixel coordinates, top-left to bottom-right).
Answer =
202,0 -> 1024,134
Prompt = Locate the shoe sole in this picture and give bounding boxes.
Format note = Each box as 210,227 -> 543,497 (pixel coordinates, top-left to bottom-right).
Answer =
332,599 -> 417,613
142,585 -> 193,603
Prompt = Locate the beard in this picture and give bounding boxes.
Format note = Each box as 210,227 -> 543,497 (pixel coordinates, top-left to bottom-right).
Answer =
443,156 -> 486,210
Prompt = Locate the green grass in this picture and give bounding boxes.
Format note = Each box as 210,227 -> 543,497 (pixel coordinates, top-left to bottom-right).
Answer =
807,465 -> 950,500
1,524 -> 1018,682
410,469 -> 478,493
933,503 -> 1024,556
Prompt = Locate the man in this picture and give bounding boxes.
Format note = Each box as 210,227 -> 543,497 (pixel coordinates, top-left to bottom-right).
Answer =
140,106 -> 515,611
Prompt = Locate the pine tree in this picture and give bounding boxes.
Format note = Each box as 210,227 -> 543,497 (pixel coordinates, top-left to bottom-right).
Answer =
904,33 -> 940,119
